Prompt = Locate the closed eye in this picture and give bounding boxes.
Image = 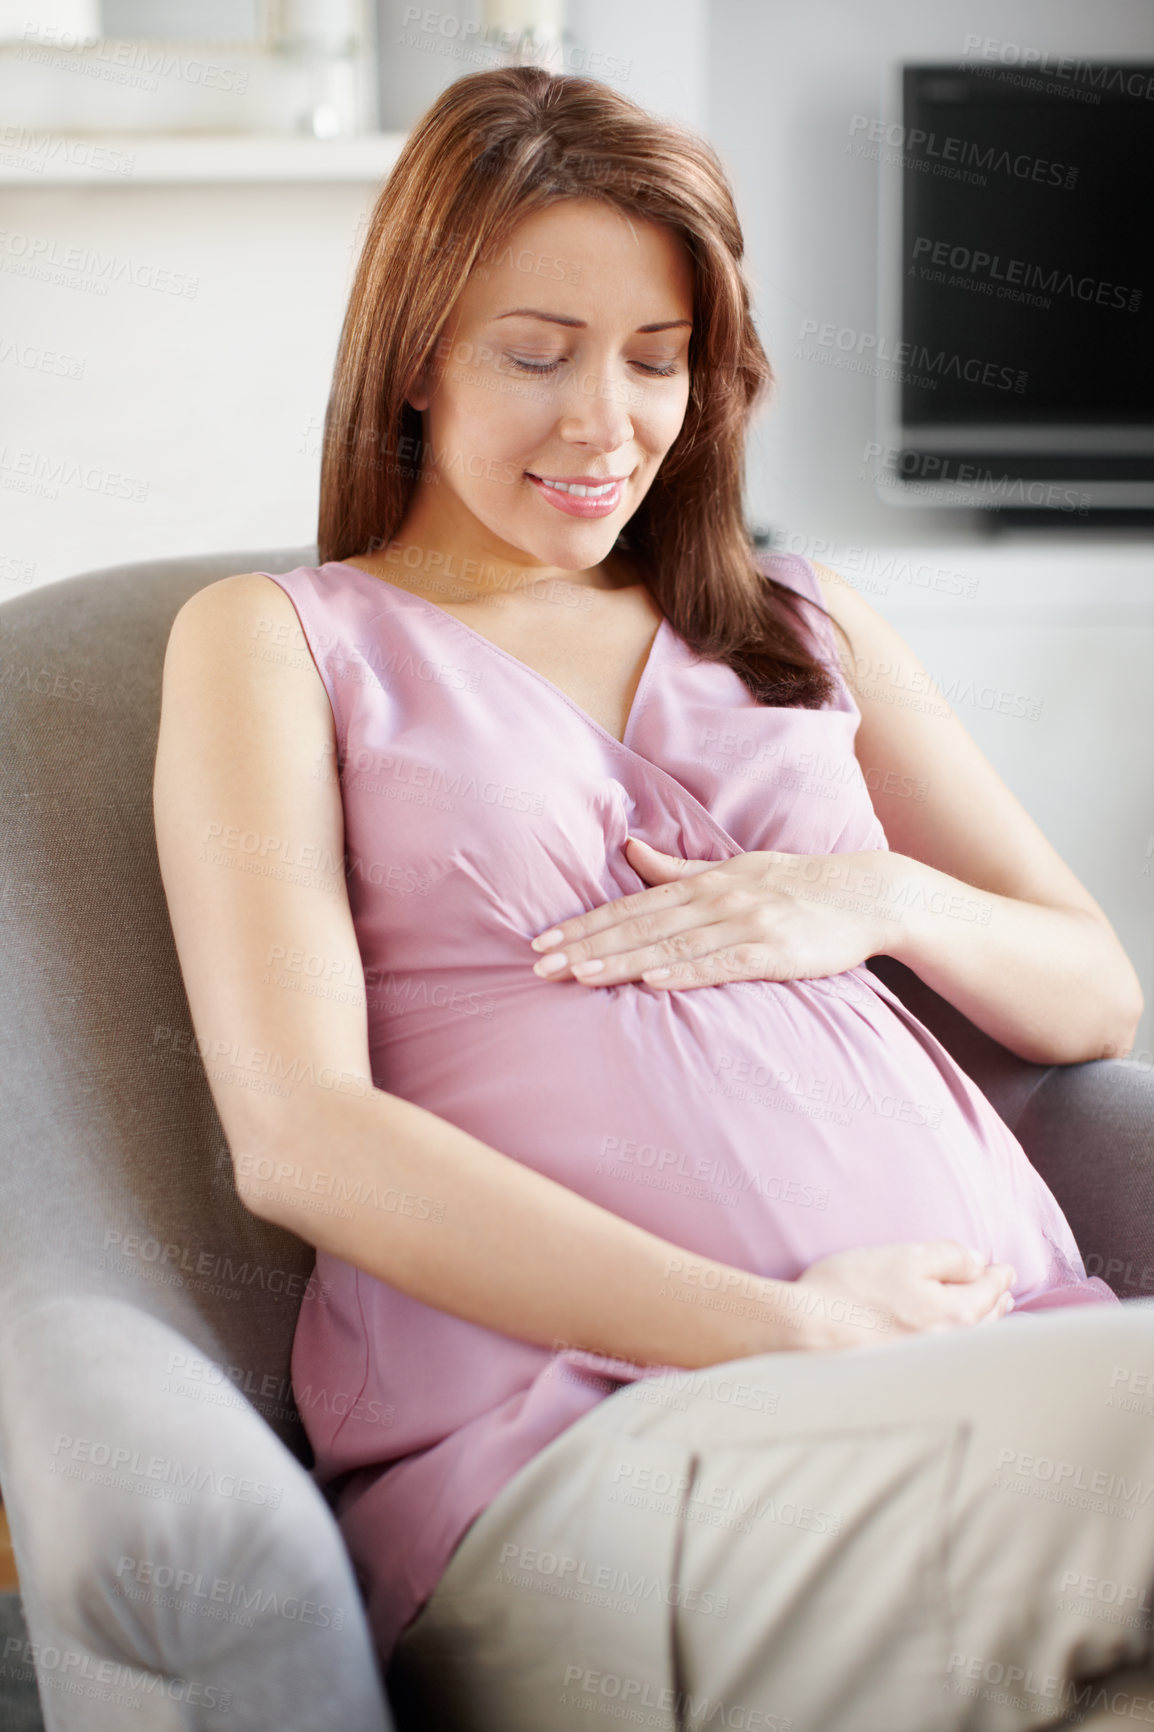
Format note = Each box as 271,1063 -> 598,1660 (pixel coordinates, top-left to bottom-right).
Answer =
506,355 -> 679,377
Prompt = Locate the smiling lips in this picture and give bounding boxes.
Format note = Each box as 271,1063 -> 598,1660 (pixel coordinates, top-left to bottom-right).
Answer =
526,471 -> 628,517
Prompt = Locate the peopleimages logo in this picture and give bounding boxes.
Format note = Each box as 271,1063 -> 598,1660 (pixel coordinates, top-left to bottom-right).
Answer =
114,1555 -> 346,1629
962,36 -> 1154,103
0,124 -> 135,176
799,320 -> 1027,394
911,237 -> 1142,314
0,228 -> 199,298
846,114 -> 1078,190
862,442 -> 1091,515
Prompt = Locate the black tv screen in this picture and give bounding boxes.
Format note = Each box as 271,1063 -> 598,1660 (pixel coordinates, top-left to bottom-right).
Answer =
891,62 -> 1154,507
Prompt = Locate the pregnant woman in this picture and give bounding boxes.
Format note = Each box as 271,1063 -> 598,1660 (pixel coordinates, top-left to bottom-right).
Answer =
154,66 -> 1152,1732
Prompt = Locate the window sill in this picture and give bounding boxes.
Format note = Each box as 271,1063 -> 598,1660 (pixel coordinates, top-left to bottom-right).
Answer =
0,130 -> 407,185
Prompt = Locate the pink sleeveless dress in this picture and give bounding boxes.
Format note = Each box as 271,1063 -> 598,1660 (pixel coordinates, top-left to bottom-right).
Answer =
258,552 -> 1115,1666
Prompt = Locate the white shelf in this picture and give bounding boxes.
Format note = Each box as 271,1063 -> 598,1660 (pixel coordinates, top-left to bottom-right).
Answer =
0,131 -> 407,185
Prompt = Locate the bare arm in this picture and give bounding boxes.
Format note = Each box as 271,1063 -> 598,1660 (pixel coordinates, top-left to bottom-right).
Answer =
814,561 -> 1144,1065
153,573 -> 1011,1365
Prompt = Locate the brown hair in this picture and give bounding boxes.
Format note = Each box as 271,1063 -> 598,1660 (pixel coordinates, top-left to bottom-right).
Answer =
318,65 -> 848,708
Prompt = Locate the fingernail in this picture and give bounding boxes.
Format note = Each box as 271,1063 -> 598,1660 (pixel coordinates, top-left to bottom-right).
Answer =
533,953 -> 568,976
532,929 -> 564,951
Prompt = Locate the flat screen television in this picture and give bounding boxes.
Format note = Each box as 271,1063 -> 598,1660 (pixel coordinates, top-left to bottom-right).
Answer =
873,60 -> 1154,516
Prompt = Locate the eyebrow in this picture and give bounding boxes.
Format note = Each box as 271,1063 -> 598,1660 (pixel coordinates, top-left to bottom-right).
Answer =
492,307 -> 692,333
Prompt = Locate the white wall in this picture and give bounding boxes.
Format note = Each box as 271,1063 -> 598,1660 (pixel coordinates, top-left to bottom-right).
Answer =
566,0 -> 707,125
0,178 -> 373,583
377,0 -> 707,130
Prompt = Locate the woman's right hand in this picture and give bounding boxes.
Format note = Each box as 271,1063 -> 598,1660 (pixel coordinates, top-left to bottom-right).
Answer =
788,1240 -> 1016,1350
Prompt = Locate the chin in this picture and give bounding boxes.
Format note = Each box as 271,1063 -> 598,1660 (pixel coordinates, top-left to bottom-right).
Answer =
514,521 -> 621,571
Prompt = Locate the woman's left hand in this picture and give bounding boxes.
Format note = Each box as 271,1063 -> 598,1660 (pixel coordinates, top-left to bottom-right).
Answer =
529,837 -> 910,989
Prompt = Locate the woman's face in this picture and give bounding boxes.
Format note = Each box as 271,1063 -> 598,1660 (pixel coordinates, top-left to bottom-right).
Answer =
403,197 -> 694,581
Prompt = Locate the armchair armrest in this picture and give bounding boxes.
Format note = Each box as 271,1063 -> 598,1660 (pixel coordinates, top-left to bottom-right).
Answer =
1013,1058 -> 1154,1300
0,1295 -> 392,1732
866,955 -> 1154,1298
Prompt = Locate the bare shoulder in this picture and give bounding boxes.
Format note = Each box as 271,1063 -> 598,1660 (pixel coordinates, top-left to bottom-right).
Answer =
808,558 -> 926,697
165,570 -> 334,731
172,569 -> 302,640
809,559 -> 878,640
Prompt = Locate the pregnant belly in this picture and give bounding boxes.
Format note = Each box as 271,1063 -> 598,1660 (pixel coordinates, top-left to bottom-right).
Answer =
368,962 -> 1108,1310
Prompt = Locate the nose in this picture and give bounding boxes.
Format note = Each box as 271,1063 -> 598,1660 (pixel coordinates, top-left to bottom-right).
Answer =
555,361 -> 637,454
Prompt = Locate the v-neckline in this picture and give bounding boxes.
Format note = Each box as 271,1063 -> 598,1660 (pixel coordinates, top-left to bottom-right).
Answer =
328,559 -> 667,753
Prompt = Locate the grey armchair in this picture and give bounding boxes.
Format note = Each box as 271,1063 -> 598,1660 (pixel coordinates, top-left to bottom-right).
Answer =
1,547 -> 1152,1732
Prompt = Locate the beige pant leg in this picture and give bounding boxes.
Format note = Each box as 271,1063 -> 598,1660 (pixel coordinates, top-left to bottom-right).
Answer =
387,1302 -> 1154,1732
